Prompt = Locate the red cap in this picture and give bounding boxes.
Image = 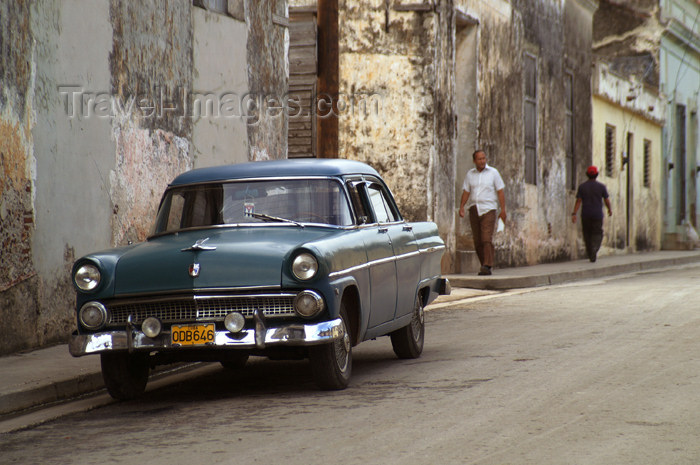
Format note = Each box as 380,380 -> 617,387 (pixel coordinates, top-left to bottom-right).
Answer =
587,165 -> 598,176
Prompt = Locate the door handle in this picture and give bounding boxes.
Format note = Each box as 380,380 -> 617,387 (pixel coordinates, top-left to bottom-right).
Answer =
378,227 -> 388,233
402,225 -> 413,232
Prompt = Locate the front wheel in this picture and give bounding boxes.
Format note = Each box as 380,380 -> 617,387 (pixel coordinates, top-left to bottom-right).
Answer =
309,303 -> 352,390
390,295 -> 425,359
100,352 -> 150,400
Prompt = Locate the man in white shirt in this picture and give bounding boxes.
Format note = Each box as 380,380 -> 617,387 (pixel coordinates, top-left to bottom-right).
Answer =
458,150 -> 507,275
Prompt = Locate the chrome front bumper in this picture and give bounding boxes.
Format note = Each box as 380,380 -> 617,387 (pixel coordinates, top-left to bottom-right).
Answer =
69,318 -> 344,357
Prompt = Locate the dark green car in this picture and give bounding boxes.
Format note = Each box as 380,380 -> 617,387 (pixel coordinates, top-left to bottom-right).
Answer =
69,159 -> 449,399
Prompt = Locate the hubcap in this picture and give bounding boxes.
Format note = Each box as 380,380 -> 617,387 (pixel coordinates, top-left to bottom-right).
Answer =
411,303 -> 424,342
334,320 -> 350,372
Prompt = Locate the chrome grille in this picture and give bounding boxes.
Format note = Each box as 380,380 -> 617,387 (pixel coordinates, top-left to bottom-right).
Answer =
107,294 -> 297,324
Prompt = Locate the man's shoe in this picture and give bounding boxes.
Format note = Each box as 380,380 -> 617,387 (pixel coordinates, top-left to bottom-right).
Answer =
478,266 -> 492,276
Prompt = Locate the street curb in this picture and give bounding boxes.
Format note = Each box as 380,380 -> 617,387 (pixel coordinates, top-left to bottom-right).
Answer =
0,373 -> 105,417
446,253 -> 700,290
0,362 -> 207,420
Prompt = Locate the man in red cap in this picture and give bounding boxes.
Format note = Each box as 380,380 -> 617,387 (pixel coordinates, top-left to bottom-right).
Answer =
571,165 -> 612,262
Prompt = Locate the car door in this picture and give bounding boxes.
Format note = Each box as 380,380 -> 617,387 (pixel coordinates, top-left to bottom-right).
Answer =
348,180 -> 398,328
365,181 -> 420,320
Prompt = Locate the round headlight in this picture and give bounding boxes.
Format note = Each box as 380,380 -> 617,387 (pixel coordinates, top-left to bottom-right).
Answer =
142,317 -> 162,338
74,264 -> 101,291
79,302 -> 108,330
292,253 -> 318,280
224,312 -> 246,333
294,290 -> 324,318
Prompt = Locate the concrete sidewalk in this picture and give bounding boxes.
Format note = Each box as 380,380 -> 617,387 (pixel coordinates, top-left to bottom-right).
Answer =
2,250 -> 699,422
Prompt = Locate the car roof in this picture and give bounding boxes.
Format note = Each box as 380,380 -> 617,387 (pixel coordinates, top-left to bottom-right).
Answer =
169,159 -> 381,186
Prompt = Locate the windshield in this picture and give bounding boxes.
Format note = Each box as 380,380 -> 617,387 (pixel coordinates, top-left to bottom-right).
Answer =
152,178 -> 354,235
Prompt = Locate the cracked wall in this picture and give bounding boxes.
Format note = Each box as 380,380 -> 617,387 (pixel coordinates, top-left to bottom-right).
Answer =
289,0 -> 597,270
0,0 -> 39,352
245,0 -> 289,160
108,0 -> 194,246
461,0 -> 597,267
1,0 -> 287,354
336,1 -> 457,271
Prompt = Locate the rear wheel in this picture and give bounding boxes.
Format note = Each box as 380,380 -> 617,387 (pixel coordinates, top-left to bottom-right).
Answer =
309,302 -> 352,390
100,352 -> 150,400
390,295 -> 425,359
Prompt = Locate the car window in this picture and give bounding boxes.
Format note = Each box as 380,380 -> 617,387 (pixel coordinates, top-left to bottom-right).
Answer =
367,183 -> 397,223
346,181 -> 370,225
153,178 -> 353,235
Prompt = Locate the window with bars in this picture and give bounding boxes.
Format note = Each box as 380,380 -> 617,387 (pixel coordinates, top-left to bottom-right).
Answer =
643,139 -> 651,188
523,53 -> 538,185
564,71 -> 575,190
605,124 -> 615,177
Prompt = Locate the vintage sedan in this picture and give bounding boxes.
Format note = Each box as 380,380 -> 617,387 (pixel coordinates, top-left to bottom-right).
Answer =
69,159 -> 449,399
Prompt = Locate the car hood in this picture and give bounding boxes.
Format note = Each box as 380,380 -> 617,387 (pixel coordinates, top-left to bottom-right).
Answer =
113,227 -> 334,295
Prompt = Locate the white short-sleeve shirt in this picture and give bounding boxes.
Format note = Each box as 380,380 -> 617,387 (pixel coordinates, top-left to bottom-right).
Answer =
462,164 -> 505,216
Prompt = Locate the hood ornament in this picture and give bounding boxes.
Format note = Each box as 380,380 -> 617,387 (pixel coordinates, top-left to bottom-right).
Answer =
181,237 -> 217,252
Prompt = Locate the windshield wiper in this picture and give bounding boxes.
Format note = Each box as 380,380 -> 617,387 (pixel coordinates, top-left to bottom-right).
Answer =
250,212 -> 304,227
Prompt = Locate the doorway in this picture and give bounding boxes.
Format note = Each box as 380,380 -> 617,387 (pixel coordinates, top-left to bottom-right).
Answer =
454,14 -> 478,271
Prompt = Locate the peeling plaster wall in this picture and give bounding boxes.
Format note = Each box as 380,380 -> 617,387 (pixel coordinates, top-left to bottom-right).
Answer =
108,0 -> 193,247
1,1 -> 288,354
0,0 -> 39,353
245,0 -> 289,160
30,0 -> 116,354
338,2 -> 439,219
593,0 -> 662,88
454,0 -> 596,267
291,0 -> 596,271
337,1 -> 456,271
192,8 -> 249,166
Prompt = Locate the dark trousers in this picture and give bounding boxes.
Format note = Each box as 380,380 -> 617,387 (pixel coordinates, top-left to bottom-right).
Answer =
581,217 -> 603,261
469,207 -> 497,267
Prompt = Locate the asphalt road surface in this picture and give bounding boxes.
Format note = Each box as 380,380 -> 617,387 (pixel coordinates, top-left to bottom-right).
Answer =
3,264 -> 700,465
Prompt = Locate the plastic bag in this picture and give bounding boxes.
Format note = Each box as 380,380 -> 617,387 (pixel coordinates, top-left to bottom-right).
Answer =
496,218 -> 505,233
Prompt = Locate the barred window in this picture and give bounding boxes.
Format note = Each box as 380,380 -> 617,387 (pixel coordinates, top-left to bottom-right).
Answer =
643,139 -> 652,188
564,71 -> 575,190
523,53 -> 538,185
605,124 -> 615,177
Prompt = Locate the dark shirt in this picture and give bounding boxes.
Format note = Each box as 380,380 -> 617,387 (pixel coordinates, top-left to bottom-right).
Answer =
576,180 -> 609,219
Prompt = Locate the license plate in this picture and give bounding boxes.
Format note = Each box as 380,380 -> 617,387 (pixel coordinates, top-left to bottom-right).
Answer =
171,323 -> 215,346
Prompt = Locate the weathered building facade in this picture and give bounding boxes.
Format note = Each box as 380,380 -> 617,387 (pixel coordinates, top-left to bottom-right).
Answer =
290,0 -> 598,271
593,0 -> 700,249
592,61 -> 666,253
0,0 -> 288,355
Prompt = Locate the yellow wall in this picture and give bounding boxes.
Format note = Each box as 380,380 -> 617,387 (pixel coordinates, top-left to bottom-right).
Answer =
592,96 -> 663,252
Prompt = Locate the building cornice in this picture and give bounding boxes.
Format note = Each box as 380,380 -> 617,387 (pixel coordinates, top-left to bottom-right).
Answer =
663,18 -> 700,55
592,60 -> 666,125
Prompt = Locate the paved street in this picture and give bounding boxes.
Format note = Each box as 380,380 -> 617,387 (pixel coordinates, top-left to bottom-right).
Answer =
3,264 -> 700,465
